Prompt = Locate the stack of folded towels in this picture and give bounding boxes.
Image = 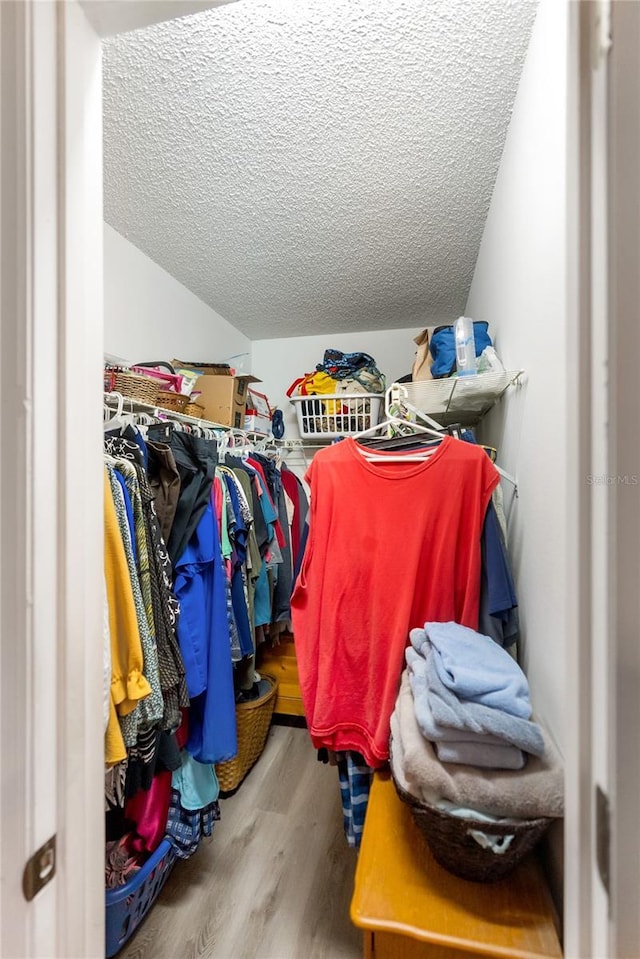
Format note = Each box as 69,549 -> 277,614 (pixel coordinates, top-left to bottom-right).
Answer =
390,622 -> 564,821
407,622 -> 544,770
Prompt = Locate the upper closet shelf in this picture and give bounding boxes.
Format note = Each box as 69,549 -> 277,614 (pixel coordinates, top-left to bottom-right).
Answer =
103,391 -> 272,441
398,370 -> 524,428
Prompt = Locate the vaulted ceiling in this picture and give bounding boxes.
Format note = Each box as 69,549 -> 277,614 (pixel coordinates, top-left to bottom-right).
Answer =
103,0 -> 537,339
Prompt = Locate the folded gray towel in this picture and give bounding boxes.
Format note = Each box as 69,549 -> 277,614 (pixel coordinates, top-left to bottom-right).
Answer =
435,740 -> 525,769
394,671 -> 564,819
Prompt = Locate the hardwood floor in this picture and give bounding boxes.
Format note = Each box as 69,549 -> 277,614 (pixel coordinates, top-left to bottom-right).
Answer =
119,726 -> 362,959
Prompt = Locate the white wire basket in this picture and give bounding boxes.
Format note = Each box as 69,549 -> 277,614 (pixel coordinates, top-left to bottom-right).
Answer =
290,393 -> 383,439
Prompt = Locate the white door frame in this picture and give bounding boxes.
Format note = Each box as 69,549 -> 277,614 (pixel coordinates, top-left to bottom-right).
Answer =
566,3 -> 640,955
55,2 -> 106,955
607,2 -> 640,955
1,3 -> 105,957
0,3 -> 61,956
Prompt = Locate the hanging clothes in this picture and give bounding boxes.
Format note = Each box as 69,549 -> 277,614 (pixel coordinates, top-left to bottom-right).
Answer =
147,440 -> 181,545
291,435 -> 499,769
222,469 -> 255,659
174,500 -> 238,764
105,436 -> 189,735
337,752 -> 373,849
103,468 -> 152,765
166,431 -> 217,566
281,465 -> 309,564
478,502 -> 520,648
459,430 -> 519,648
102,400 -> 302,884
165,789 -> 221,859
271,484 -> 294,629
107,460 -> 165,737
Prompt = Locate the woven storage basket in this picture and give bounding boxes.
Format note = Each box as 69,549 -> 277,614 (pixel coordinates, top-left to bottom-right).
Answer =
215,675 -> 278,793
392,774 -> 552,883
109,370 -> 160,405
157,390 -> 189,413
184,401 -> 205,418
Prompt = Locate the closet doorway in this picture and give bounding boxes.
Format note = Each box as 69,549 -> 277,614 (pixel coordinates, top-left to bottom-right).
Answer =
95,2 -> 588,955
3,2 -> 639,958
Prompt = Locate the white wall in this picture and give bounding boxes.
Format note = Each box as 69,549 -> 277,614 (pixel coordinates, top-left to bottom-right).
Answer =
252,327 -> 422,440
103,223 -> 251,366
465,0 -> 568,755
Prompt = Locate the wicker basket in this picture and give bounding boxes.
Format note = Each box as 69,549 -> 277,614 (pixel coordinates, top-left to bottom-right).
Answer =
107,370 -> 160,405
215,675 -> 278,792
157,390 -> 189,413
392,774 -> 552,883
184,401 -> 205,418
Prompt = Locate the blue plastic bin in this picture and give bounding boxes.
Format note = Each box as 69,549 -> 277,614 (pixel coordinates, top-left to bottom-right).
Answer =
105,838 -> 177,957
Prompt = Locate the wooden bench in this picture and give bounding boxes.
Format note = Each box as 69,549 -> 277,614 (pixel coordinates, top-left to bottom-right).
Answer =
257,637 -> 306,718
350,770 -> 562,959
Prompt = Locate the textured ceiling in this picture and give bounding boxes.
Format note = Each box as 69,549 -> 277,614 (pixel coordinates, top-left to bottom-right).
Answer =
103,0 -> 537,339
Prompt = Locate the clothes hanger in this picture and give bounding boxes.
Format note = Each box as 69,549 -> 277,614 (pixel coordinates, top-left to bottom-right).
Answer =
354,411 -> 443,443
352,425 -> 445,462
359,433 -> 442,451
230,429 -> 253,460
216,431 -> 230,458
104,391 -> 124,423
356,385 -> 443,439
103,392 -> 139,434
350,386 -> 446,461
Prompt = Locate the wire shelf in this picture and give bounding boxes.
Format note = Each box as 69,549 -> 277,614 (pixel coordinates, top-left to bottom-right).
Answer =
400,371 -> 524,427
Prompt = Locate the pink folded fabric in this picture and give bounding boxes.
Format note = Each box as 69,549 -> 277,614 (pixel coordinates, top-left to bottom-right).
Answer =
125,770 -> 172,854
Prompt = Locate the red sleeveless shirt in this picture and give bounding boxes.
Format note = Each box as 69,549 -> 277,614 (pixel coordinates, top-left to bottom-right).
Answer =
291,436 -> 499,767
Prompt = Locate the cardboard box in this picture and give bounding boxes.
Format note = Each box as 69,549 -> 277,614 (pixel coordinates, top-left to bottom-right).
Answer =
244,413 -> 273,435
173,360 -> 260,428
247,387 -> 272,418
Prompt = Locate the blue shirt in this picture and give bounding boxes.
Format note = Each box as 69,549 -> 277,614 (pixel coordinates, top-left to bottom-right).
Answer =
174,501 -> 237,764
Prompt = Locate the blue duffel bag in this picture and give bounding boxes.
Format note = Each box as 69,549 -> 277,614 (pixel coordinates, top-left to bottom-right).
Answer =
429,321 -> 492,378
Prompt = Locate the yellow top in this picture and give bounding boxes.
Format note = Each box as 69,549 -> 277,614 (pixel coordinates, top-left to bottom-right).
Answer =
351,771 -> 562,959
103,468 -> 151,764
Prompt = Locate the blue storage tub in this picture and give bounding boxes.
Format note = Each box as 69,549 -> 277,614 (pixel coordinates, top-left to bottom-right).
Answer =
105,838 -> 177,957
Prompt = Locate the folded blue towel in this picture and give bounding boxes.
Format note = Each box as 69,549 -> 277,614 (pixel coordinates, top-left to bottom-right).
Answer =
423,621 -> 531,718
406,649 -> 506,746
406,647 -> 527,769
426,645 -> 545,756
409,629 -> 545,757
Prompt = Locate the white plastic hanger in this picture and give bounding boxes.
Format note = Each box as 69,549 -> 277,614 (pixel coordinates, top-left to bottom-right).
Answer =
103,392 -> 138,433
216,430 -> 230,457
352,385 -> 445,461
352,431 -> 444,462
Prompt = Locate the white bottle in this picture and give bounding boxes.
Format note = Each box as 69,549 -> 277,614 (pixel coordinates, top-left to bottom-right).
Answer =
454,316 -> 477,377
